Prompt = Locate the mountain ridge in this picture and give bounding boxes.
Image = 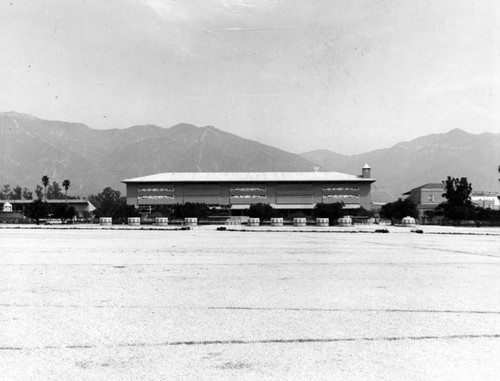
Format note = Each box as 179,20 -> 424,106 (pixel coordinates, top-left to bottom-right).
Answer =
0,112 -> 322,195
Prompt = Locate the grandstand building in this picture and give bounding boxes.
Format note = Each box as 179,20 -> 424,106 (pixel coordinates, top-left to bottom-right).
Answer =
122,166 -> 375,214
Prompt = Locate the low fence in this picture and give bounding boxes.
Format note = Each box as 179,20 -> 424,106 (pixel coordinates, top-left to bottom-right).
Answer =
86,216 -> 379,227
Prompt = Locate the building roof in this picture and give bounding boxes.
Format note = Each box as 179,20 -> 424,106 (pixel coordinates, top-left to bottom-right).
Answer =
2,199 -> 92,204
471,191 -> 500,197
402,183 -> 443,195
1,199 -> 96,211
122,171 -> 375,183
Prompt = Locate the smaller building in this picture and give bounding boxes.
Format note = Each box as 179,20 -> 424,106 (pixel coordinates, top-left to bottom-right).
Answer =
0,199 -> 96,219
471,191 -> 500,210
403,183 -> 445,213
0,201 -> 23,223
404,184 -> 500,212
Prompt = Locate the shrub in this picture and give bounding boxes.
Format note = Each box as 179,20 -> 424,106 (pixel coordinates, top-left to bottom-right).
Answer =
380,198 -> 418,223
248,203 -> 279,220
313,202 -> 344,225
173,203 -> 210,219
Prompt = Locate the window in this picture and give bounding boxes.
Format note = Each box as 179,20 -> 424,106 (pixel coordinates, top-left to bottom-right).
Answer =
428,194 -> 434,202
230,185 -> 267,200
138,186 -> 175,199
322,185 -> 359,199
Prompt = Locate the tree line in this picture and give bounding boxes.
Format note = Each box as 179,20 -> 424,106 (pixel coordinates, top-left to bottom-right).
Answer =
25,175 -> 76,224
1,176 -> 74,201
1,176 -> 137,224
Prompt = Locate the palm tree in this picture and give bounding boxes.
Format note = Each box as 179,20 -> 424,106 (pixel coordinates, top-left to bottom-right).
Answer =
41,175 -> 49,201
62,179 -> 70,204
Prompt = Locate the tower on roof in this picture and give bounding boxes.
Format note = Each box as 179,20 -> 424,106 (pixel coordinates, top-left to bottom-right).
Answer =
362,164 -> 371,179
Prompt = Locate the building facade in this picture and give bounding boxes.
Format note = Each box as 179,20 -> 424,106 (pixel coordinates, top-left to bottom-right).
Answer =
403,183 -> 446,213
123,167 -> 375,213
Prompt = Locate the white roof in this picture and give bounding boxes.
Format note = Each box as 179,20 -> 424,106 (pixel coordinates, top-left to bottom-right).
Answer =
6,199 -> 92,205
123,172 -> 375,183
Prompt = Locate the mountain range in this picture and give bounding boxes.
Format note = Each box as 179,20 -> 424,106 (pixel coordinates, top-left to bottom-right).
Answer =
302,128 -> 500,202
1,111 -> 499,202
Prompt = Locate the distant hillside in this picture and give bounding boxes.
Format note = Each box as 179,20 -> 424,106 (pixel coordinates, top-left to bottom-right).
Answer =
302,128 -> 500,202
0,112 -> 320,196
3,112 -> 498,202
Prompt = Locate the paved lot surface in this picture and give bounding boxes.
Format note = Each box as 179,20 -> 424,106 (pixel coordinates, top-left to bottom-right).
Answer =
1,227 -> 500,380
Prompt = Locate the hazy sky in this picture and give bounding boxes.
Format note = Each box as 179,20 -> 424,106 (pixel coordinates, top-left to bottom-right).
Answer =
1,0 -> 499,154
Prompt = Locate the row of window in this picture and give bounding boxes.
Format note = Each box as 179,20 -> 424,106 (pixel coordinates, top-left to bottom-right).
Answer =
137,195 -> 362,202
137,187 -> 361,195
230,187 -> 267,192
323,194 -> 360,199
138,195 -> 175,200
138,194 -> 360,200
230,195 -> 267,199
138,187 -> 174,193
323,187 -> 359,191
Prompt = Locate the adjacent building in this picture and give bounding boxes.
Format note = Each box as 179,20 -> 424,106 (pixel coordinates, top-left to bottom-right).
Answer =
122,166 -> 375,214
402,183 -> 446,213
471,191 -> 500,210
403,183 -> 500,212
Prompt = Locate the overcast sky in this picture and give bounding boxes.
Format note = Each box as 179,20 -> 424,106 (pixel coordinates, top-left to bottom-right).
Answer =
1,0 -> 499,154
